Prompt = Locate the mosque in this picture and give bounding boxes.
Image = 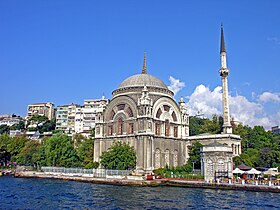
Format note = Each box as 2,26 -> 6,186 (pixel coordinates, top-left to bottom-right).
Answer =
94,27 -> 241,174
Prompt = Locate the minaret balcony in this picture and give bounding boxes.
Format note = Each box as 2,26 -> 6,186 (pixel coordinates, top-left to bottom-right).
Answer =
219,68 -> 229,77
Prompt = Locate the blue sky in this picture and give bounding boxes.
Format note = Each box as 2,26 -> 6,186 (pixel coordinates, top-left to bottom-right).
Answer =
0,1 -> 279,129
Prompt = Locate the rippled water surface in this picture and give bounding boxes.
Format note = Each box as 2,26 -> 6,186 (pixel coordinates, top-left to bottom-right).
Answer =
1,176 -> 280,209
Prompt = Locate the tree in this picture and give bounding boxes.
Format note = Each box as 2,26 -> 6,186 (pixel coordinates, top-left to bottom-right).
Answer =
189,116 -> 207,136
39,119 -> 56,133
43,134 -> 80,167
0,125 -> 10,135
100,141 -> 136,170
26,115 -> 49,132
233,124 -> 280,168
189,115 -> 223,136
10,121 -> 25,131
0,134 -> 12,166
187,141 -> 203,169
76,137 -> 94,167
7,136 -> 28,162
17,140 -> 41,166
199,115 -> 223,134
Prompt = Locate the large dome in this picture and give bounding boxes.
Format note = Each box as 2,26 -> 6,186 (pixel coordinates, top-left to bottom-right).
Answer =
118,74 -> 168,89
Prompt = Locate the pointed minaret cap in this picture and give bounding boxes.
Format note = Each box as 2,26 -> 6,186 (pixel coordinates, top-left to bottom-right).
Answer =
220,24 -> 226,53
142,52 -> 147,74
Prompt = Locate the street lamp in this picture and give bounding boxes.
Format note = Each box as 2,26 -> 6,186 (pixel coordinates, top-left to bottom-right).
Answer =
192,161 -> 195,172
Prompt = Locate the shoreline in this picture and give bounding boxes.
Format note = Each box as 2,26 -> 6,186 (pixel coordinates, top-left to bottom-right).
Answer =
14,171 -> 280,193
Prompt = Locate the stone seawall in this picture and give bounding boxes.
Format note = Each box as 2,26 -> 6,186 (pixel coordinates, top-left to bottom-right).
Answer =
15,171 -> 280,193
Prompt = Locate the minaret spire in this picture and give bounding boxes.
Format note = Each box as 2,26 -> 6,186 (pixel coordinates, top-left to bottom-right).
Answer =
220,24 -> 226,54
219,25 -> 232,134
142,52 -> 147,74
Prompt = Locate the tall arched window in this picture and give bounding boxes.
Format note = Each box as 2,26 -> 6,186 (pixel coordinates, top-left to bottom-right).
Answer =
173,150 -> 178,167
174,126 -> 178,137
110,110 -> 115,120
207,159 -> 214,177
165,120 -> 170,136
165,149 -> 170,167
218,159 -> 225,171
155,149 -> 161,169
118,117 -> 123,135
155,123 -> 160,135
108,125 -> 113,136
128,123 -> 134,134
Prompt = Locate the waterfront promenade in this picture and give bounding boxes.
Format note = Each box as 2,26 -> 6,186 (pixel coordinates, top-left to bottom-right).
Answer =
15,170 -> 280,193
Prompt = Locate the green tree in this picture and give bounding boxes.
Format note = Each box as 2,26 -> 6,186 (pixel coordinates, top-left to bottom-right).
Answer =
39,119 -> 56,133
189,115 -> 223,136
43,134 -> 80,167
10,121 -> 25,131
17,140 -> 41,166
0,125 -> 10,135
199,115 -> 223,134
0,134 -> 12,166
233,124 -> 280,168
7,136 -> 28,162
76,137 -> 94,167
187,141 -> 203,169
189,116 -> 207,136
26,115 -> 49,131
257,147 -> 280,168
100,141 -> 136,170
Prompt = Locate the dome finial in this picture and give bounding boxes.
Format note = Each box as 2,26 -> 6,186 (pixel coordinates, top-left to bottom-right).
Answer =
142,52 -> 147,74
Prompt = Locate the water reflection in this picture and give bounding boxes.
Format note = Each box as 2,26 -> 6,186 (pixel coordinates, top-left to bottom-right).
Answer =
1,176 -> 279,209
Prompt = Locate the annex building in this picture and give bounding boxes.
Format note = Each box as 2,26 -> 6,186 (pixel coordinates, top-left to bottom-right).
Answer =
94,27 -> 241,173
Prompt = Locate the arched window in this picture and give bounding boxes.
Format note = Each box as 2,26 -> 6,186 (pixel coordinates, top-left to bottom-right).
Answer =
118,117 -> 123,135
156,109 -> 162,118
173,150 -> 178,167
117,104 -> 125,110
128,123 -> 134,134
174,126 -> 178,137
126,107 -> 133,117
165,149 -> 170,167
172,111 -> 177,122
165,120 -> 170,136
218,159 -> 225,171
155,123 -> 160,135
110,110 -> 115,120
155,149 -> 161,169
108,125 -> 113,136
207,160 -> 214,177
163,105 -> 170,112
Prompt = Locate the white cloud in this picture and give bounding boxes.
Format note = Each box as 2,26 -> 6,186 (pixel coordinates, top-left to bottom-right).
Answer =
168,76 -> 185,95
186,85 -> 222,117
259,92 -> 280,103
186,84 -> 280,129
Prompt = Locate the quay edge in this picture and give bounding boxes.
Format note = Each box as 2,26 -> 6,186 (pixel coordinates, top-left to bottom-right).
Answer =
14,171 -> 280,193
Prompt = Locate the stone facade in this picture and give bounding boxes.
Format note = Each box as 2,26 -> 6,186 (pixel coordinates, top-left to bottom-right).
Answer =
94,70 -> 190,171
200,141 -> 233,181
93,67 -> 241,171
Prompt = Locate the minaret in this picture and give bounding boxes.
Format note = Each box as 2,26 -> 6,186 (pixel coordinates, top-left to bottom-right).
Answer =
219,25 -> 232,134
142,52 -> 147,74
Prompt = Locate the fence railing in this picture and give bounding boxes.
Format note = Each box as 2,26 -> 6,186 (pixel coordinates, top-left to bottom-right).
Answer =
41,167 -> 129,178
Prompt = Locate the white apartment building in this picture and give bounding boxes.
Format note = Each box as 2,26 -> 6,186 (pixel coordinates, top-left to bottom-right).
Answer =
26,102 -> 55,120
82,97 -> 109,134
0,115 -> 22,126
55,97 -> 108,136
55,105 -> 69,132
